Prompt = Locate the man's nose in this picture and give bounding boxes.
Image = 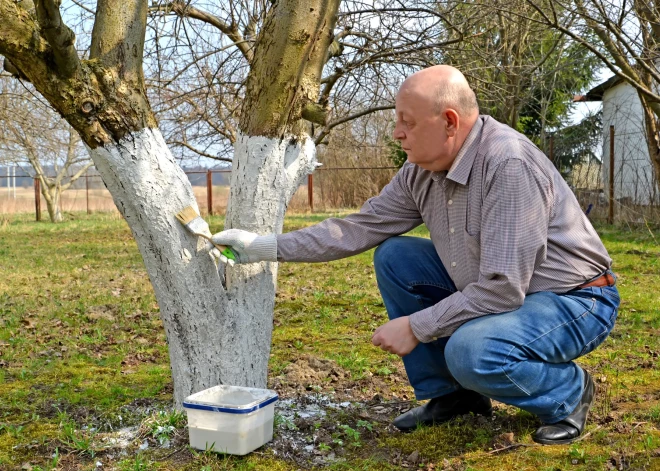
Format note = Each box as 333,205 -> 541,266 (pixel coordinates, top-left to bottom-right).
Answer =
393,124 -> 405,141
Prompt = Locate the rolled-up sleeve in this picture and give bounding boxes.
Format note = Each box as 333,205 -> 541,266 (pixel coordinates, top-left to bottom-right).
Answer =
410,158 -> 553,342
277,165 -> 423,262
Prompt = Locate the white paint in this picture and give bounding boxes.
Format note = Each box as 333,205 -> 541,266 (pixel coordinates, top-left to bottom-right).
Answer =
87,128 -> 316,408
601,80 -> 658,205
220,132 -> 316,389
226,133 -> 316,233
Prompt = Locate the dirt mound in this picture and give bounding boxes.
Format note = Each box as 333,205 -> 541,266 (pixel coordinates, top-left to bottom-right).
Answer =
269,354 -> 411,401
270,355 -> 348,395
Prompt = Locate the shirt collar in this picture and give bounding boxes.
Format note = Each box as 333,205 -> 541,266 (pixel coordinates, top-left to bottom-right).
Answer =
446,116 -> 484,186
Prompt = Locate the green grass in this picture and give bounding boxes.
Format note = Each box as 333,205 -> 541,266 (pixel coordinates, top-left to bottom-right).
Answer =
0,211 -> 659,470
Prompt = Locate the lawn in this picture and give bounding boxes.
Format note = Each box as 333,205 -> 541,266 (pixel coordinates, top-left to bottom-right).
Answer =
0,212 -> 659,470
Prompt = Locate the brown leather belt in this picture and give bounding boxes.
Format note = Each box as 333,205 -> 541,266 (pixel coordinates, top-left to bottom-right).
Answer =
578,272 -> 616,289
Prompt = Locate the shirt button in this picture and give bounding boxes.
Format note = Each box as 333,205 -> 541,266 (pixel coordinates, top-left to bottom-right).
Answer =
450,227 -> 455,233
448,200 -> 453,205
451,262 -> 457,267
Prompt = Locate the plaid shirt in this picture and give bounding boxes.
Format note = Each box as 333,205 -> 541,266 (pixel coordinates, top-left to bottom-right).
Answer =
277,116 -> 611,342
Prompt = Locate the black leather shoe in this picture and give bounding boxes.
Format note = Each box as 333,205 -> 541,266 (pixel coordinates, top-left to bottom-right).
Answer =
393,389 -> 492,432
532,370 -> 595,445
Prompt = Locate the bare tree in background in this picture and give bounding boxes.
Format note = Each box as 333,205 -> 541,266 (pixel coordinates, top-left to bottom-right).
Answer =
0,75 -> 92,222
523,0 -> 660,194
432,0 -> 599,152
145,1 -> 485,161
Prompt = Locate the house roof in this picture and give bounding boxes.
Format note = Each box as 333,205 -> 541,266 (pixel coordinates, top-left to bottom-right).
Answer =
573,75 -> 623,102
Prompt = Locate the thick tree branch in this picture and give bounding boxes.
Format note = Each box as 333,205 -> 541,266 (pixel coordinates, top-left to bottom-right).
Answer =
301,101 -> 328,125
61,161 -> 94,192
0,0 -> 50,80
34,0 -> 79,78
2,58 -> 29,80
90,0 -> 148,86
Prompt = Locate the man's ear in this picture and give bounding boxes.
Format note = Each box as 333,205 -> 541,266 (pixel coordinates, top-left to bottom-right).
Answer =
444,109 -> 459,137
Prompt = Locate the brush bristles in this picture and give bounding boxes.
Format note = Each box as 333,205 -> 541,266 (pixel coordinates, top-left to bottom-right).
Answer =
175,206 -> 200,225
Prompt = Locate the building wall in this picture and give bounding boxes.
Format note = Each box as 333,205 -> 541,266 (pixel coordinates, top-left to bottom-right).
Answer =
601,83 -> 658,205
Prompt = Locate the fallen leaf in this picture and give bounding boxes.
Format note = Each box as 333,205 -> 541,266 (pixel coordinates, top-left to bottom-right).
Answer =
21,318 -> 37,329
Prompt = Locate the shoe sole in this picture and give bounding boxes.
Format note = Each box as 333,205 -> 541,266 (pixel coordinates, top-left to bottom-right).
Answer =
532,436 -> 581,445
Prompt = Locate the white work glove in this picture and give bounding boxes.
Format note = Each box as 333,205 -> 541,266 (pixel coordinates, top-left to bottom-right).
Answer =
210,229 -> 278,264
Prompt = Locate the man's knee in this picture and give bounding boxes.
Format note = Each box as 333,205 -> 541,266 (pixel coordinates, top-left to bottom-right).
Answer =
445,322 -> 505,392
374,236 -> 409,275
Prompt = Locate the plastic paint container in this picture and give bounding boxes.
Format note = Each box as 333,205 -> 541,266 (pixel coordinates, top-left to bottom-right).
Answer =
183,385 -> 279,455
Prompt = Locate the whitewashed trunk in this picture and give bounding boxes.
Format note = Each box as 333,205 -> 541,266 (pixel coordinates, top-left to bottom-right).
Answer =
87,128 -> 315,407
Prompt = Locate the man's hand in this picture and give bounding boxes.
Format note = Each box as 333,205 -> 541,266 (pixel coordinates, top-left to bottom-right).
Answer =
372,317 -> 419,357
210,229 -> 277,264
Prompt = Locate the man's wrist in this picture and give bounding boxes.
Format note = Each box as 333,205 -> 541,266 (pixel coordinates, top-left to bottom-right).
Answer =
251,234 -> 278,262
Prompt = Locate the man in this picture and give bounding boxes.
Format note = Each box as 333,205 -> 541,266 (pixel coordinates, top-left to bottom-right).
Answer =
211,65 -> 620,445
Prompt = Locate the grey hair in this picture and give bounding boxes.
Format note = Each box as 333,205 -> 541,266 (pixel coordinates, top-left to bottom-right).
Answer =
432,80 -> 479,116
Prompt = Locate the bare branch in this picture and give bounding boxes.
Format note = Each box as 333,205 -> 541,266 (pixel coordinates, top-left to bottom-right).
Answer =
61,161 -> 94,191
34,0 -> 80,78
172,140 -> 233,162
154,1 -> 253,63
314,104 -> 394,145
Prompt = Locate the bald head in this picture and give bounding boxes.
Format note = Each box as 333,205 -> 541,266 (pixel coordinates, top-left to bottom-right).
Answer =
401,65 -> 479,118
393,65 -> 480,171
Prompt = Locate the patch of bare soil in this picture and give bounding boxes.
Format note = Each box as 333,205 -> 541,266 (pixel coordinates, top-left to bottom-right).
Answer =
268,354 -> 411,401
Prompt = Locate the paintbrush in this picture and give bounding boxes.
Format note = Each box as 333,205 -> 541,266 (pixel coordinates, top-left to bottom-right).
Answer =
175,206 -> 237,262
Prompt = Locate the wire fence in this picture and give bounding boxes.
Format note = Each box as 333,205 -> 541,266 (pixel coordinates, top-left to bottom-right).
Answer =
0,167 -> 401,220
1,129 -> 659,226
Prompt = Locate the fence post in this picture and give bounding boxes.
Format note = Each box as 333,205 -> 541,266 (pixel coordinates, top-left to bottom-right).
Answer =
308,174 -> 314,212
207,169 -> 213,216
608,125 -> 615,225
34,178 -> 41,222
85,173 -> 91,215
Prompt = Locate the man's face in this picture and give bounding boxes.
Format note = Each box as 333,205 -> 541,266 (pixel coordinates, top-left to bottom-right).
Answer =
392,86 -> 455,172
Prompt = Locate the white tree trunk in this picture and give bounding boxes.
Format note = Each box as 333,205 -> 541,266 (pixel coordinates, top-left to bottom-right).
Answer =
87,128 -> 315,407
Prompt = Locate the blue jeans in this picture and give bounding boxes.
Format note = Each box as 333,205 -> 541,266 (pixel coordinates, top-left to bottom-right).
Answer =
374,236 -> 620,423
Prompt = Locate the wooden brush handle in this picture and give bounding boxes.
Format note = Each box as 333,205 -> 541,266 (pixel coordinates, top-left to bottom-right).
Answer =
195,232 -> 228,251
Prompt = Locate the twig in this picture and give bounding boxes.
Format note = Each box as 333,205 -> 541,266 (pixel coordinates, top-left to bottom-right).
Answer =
573,425 -> 602,442
487,443 -> 534,454
367,400 -> 417,408
157,446 -> 186,461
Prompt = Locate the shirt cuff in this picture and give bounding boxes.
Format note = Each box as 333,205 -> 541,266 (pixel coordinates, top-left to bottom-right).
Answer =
409,307 -> 440,343
275,234 -> 285,262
